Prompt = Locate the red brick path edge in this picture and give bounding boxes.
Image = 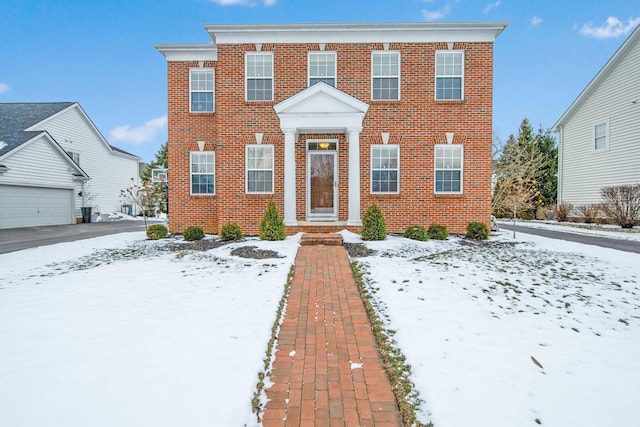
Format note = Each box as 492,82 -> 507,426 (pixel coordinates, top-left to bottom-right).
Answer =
261,241 -> 403,427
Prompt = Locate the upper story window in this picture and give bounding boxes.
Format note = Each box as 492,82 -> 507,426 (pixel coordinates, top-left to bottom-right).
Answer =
435,51 -> 464,100
246,52 -> 273,101
309,52 -> 336,87
372,51 -> 400,101
246,145 -> 274,193
66,151 -> 80,165
190,151 -> 215,195
371,145 -> 399,193
593,120 -> 609,152
435,144 -> 463,194
190,69 -> 214,112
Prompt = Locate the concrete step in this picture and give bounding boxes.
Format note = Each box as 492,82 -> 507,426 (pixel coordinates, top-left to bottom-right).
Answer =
300,233 -> 344,246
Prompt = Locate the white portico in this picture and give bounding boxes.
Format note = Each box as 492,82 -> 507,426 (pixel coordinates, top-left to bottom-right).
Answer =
273,82 -> 369,226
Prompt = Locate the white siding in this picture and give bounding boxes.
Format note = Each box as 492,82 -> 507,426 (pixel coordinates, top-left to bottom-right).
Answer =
33,106 -> 141,214
560,39 -> 640,206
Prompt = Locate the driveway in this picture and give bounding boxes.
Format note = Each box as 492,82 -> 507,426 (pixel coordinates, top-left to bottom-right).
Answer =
0,220 -> 155,254
498,222 -> 640,254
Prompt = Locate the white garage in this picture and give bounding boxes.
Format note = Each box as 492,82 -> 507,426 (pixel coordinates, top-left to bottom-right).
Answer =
0,185 -> 75,229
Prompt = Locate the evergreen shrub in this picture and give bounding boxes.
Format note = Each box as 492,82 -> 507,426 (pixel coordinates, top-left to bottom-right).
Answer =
183,226 -> 205,241
427,224 -> 448,240
146,224 -> 168,240
361,204 -> 386,241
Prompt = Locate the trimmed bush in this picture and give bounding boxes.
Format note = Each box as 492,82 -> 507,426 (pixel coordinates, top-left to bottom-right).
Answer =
578,204 -> 600,224
259,200 -> 286,241
361,203 -> 387,241
221,222 -> 244,241
466,221 -> 489,240
427,224 -> 448,240
146,224 -> 168,240
601,184 -> 640,228
554,203 -> 573,222
403,225 -> 428,241
183,226 -> 205,241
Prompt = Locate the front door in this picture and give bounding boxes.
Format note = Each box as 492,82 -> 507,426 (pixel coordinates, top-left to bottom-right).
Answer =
307,151 -> 337,220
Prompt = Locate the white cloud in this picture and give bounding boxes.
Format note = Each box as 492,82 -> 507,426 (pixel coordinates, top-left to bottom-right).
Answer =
483,1 -> 500,15
0,83 -> 9,94
209,0 -> 275,5
110,115 -> 167,144
579,16 -> 640,39
422,5 -> 450,21
530,16 -> 542,28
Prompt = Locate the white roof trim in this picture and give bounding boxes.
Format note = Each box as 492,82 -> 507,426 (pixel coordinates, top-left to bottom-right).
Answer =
155,43 -> 218,61
553,24 -> 640,131
274,82 -> 369,115
205,22 -> 508,44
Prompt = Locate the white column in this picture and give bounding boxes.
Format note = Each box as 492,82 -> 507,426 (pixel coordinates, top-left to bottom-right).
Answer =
283,128 -> 298,226
347,128 -> 362,226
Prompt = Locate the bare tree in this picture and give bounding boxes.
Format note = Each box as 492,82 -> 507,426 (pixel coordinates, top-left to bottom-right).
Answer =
600,184 -> 640,228
120,178 -> 163,229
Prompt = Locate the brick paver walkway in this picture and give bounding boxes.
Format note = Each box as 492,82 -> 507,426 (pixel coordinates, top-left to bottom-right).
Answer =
262,240 -> 403,426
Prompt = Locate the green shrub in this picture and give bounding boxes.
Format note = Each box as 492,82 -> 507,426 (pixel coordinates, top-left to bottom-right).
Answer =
259,200 -> 286,241
403,225 -> 428,241
183,226 -> 205,241
146,224 -> 168,240
361,203 -> 387,241
466,221 -> 489,240
221,222 -> 244,241
427,224 -> 448,240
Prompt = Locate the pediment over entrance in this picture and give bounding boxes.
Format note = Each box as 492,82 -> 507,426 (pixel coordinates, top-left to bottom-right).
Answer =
274,83 -> 369,133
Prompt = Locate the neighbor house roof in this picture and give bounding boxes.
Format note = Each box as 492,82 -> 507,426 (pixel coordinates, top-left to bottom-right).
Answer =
553,24 -> 640,131
0,102 -> 74,156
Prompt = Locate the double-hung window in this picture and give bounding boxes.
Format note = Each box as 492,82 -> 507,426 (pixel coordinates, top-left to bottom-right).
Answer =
309,52 -> 336,87
66,151 -> 80,165
435,145 -> 463,193
190,69 -> 214,112
372,51 -> 400,101
246,52 -> 273,101
371,145 -> 399,193
435,51 -> 464,100
593,120 -> 609,152
246,145 -> 274,193
190,151 -> 215,195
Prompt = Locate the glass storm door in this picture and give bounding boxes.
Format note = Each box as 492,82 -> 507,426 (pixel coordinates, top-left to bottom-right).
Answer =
307,151 -> 337,220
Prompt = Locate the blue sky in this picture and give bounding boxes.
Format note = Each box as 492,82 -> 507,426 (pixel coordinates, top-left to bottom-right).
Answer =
1,0 -> 638,162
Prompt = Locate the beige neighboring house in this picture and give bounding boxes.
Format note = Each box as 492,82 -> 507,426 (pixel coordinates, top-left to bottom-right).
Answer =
553,25 -> 640,207
0,102 -> 141,229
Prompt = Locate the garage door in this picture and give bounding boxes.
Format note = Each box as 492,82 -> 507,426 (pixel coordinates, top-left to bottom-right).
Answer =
0,185 -> 74,229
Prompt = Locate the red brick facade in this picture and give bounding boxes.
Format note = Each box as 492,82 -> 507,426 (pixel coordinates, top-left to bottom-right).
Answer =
159,23 -> 505,235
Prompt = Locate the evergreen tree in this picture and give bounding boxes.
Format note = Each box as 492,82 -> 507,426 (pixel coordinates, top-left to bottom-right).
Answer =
141,142 -> 168,214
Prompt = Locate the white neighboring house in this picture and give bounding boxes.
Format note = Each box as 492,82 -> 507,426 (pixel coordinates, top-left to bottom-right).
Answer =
0,102 -> 141,229
553,25 -> 640,208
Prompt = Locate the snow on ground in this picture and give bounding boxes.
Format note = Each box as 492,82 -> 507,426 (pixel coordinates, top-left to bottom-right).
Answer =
344,230 -> 640,427
0,233 -> 300,427
1,227 -> 639,427
498,219 -> 640,241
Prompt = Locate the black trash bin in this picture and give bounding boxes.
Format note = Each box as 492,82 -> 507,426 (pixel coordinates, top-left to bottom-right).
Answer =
81,207 -> 92,223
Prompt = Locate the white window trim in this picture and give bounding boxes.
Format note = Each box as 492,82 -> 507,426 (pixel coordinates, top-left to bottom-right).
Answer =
435,50 -> 465,101
189,68 -> 215,113
66,150 -> 80,165
189,151 -> 216,196
370,144 -> 400,194
245,52 -> 274,102
434,144 -> 464,194
308,51 -> 337,87
371,51 -> 401,101
592,119 -> 609,153
246,144 -> 275,194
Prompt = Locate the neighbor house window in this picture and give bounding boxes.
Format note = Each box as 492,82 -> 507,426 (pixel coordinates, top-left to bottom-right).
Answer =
371,145 -> 399,193
435,145 -> 463,193
435,51 -> 464,100
372,51 -> 400,100
309,52 -> 336,87
66,151 -> 80,165
190,151 -> 215,195
593,120 -> 609,152
190,69 -> 214,112
246,145 -> 274,193
246,52 -> 273,101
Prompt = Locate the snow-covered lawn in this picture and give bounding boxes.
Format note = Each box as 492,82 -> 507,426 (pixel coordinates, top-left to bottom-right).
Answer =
0,225 -> 638,426
347,230 -> 640,427
0,233 -> 300,427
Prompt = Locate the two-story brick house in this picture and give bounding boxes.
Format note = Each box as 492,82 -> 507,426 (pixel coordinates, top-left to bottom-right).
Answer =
156,22 -> 507,235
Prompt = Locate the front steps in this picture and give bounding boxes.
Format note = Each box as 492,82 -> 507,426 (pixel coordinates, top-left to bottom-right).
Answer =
300,233 -> 344,246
